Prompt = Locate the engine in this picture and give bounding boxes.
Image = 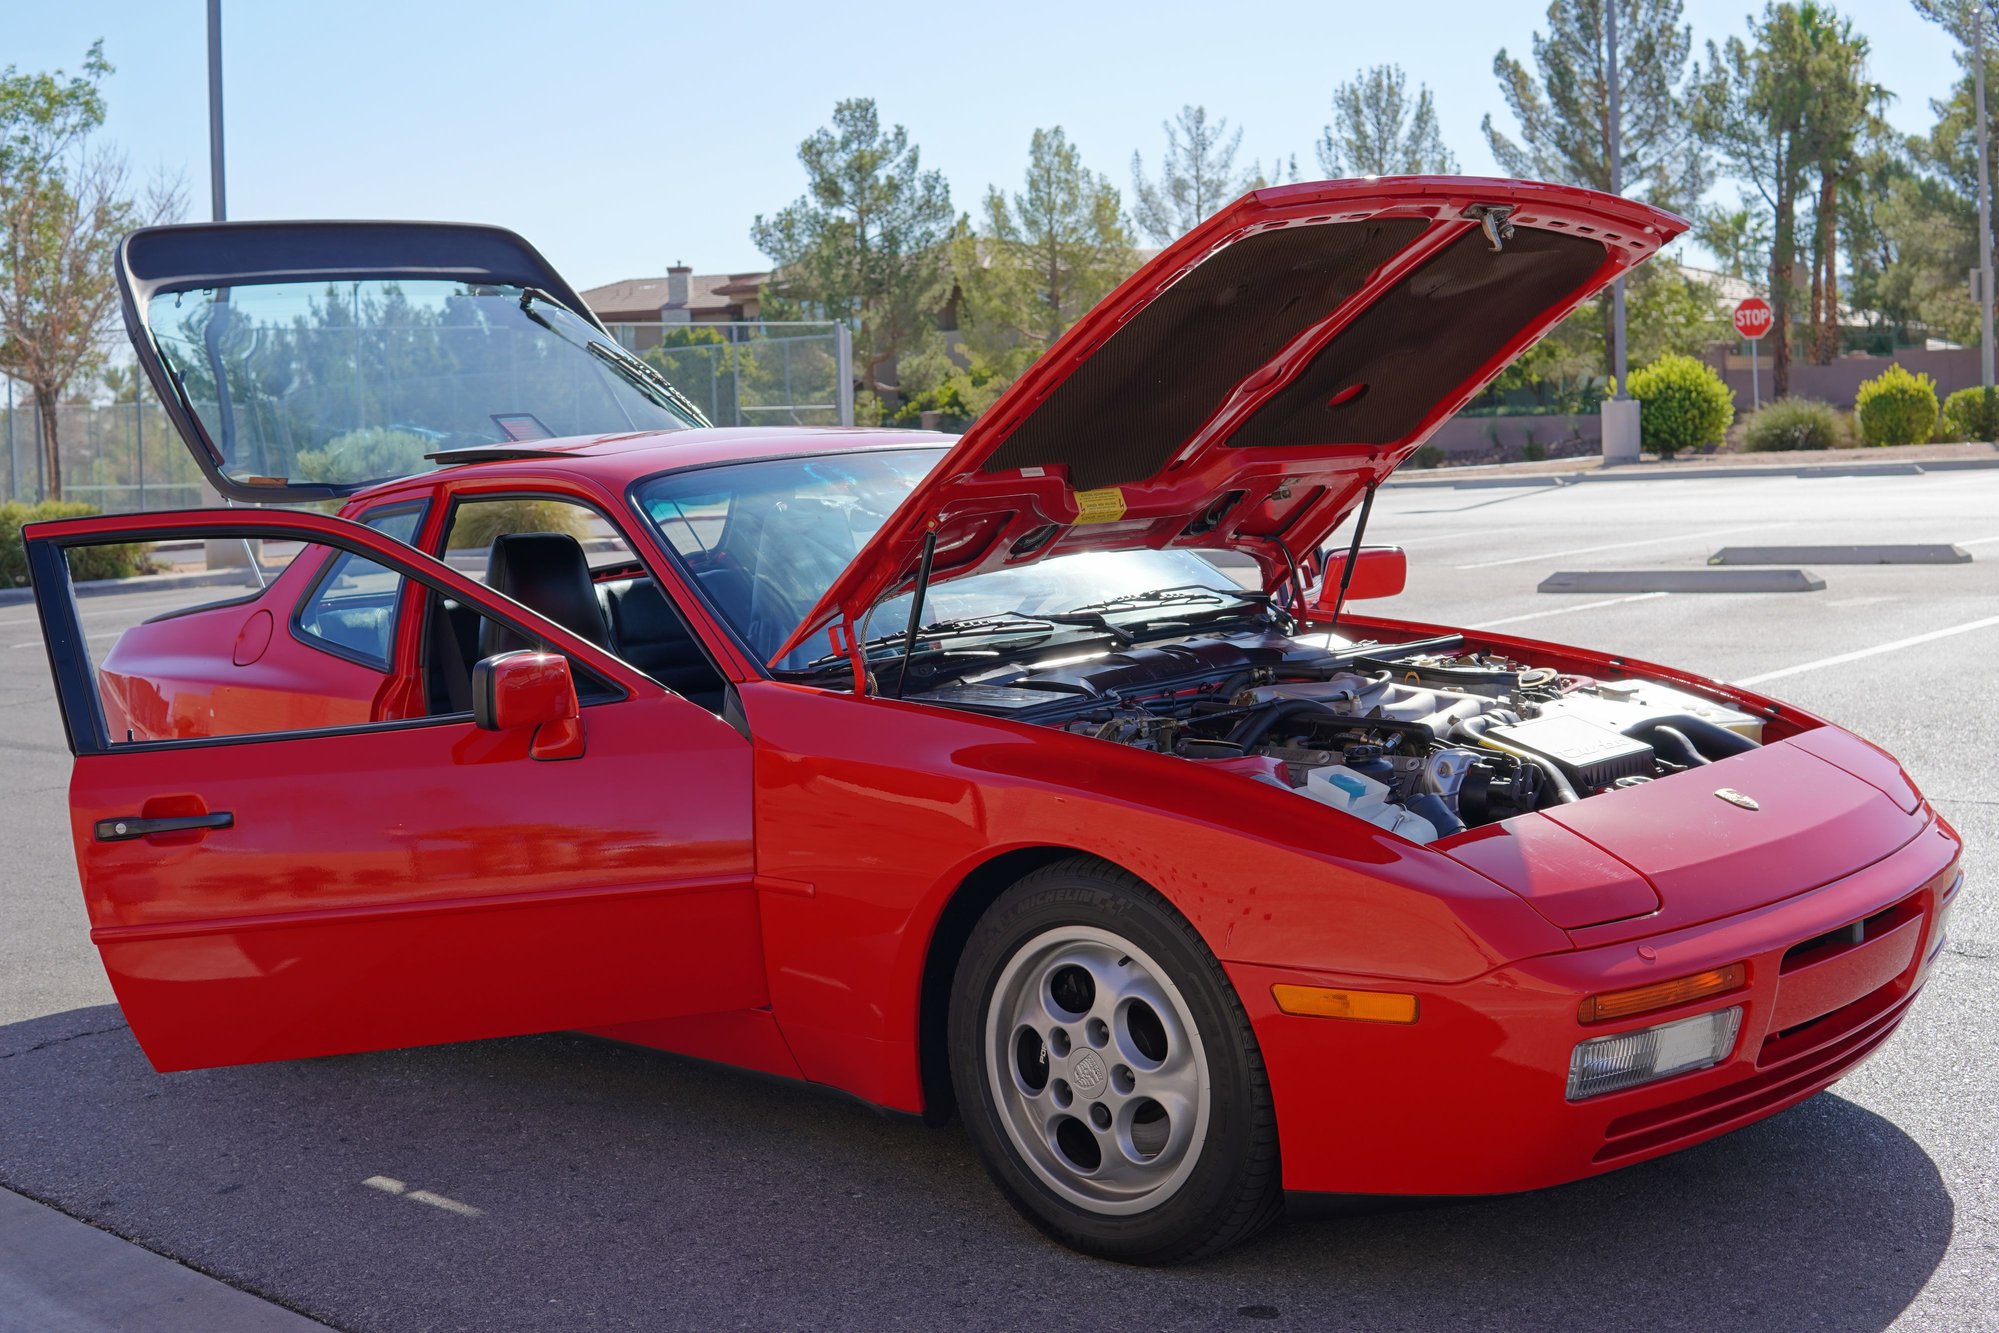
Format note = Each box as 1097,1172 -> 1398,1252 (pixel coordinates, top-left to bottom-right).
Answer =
916,635 -> 1767,845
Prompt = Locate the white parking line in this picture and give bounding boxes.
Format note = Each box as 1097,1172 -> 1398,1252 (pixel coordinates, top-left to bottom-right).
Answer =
1454,524 -> 1781,570
1957,534 -> 1999,547
1735,614 -> 1999,687
1471,592 -> 1668,629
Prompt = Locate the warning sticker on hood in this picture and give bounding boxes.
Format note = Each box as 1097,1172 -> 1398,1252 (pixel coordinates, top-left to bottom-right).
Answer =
1071,487 -> 1127,524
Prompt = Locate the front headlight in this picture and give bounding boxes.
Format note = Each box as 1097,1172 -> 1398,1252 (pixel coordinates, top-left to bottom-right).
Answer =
1567,1006 -> 1743,1101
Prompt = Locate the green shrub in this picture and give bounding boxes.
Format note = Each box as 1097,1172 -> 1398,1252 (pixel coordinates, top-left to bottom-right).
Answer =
445,499 -> 588,551
293,427 -> 433,485
1407,443 -> 1446,469
1854,365 -> 1940,446
1939,386 -> 1999,443
0,500 -> 153,589
1739,398 -> 1842,452
1627,353 -> 1734,458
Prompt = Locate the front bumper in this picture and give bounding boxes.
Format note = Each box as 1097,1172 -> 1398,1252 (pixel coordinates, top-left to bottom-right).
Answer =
1234,816 -> 1962,1197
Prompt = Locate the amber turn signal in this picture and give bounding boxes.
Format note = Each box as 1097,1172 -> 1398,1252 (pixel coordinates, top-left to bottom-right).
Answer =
1271,984 -> 1418,1024
1578,962 -> 1747,1024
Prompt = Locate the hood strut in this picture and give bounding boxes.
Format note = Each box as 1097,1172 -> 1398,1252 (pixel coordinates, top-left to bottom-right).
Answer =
1328,478 -> 1379,632
891,525 -> 940,699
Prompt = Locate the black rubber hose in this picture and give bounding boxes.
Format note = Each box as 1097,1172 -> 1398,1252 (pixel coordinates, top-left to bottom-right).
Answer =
1230,700 -> 1341,750
1623,714 -> 1758,760
1644,725 -> 1710,768
1450,715 -> 1580,805
1407,792 -> 1467,838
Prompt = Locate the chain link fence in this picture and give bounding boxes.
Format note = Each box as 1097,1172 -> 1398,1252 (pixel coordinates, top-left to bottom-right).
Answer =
3,320 -> 855,512
602,321 -> 854,428
2,384 -> 209,512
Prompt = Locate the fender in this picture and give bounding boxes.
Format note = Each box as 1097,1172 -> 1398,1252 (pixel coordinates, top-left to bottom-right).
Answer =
740,679 -> 1569,1111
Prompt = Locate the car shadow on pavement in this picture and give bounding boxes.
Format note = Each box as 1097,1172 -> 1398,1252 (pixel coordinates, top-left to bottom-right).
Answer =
0,1006 -> 1951,1333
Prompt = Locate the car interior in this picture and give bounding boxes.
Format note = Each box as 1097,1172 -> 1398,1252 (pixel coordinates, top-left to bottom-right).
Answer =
421,523 -> 729,717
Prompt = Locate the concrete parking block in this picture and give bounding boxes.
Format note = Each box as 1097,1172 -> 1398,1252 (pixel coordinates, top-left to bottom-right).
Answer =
1711,544 -> 1971,566
1538,568 -> 1826,593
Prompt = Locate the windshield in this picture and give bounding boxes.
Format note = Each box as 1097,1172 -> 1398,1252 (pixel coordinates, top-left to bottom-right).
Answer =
145,279 -> 703,491
635,449 -> 1245,669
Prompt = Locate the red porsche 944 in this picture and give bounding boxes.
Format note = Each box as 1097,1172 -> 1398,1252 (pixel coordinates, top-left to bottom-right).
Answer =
23,179 -> 1961,1262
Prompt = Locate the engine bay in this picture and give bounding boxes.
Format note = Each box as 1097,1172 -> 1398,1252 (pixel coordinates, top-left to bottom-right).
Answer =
911,630 -> 1767,844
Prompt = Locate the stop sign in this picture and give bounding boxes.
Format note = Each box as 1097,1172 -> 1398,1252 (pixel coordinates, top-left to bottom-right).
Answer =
1733,297 -> 1773,340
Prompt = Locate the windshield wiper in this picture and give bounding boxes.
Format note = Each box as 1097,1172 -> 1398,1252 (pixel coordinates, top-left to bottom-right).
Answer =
1065,584 -> 1263,616
800,617 -> 1060,672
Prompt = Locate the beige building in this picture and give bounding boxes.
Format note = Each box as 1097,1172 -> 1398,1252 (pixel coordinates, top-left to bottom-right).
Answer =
581,266 -> 771,349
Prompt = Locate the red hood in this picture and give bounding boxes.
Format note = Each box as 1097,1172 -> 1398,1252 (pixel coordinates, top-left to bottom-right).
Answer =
774,177 -> 1685,665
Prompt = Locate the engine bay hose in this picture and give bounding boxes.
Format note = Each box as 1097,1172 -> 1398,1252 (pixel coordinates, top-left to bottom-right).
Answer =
1622,714 -> 1758,761
1451,714 -> 1580,805
1642,724 -> 1709,769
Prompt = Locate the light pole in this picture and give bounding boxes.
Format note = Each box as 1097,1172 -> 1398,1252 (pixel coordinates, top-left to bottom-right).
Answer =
1599,1 -> 1643,464
207,0 -> 226,223
200,0 -> 262,581
1978,9 -> 1995,391
1607,0 -> 1627,395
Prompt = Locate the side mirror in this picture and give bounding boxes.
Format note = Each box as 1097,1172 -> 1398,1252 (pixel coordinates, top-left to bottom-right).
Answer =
472,650 -> 585,760
1307,545 -> 1407,615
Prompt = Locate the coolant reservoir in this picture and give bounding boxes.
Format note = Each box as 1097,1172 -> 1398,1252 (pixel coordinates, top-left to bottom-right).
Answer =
1297,765 -> 1441,843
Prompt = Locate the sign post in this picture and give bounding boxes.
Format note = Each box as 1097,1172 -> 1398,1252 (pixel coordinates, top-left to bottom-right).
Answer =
1733,297 -> 1773,410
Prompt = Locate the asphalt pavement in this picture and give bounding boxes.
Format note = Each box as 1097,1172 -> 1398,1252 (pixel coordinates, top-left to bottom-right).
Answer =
0,467 -> 1994,1331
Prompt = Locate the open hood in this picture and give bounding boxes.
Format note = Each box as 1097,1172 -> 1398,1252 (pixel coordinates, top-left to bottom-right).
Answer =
116,220 -> 705,504
772,178 -> 1685,665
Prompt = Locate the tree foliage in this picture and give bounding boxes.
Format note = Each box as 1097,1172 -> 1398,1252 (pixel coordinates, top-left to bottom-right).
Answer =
750,99 -> 953,417
1484,0 -> 1707,210
1130,106 -> 1261,245
1315,65 -> 1458,177
901,129 -> 1137,428
0,42 -> 178,499
1694,4 -> 1875,393
1485,1 -> 1706,380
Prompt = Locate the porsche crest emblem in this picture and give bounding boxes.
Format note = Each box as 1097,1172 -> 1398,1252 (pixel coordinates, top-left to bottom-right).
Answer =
1714,788 -> 1760,811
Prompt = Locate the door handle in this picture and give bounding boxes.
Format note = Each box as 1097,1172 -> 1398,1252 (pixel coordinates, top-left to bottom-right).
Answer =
95,812 -> 235,842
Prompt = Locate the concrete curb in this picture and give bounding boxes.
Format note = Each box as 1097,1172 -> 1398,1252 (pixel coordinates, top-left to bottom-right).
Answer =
1539,568 -> 1826,594
0,566 -> 269,608
1385,455 -> 1999,490
0,1187 -> 328,1331
1711,544 -> 1971,566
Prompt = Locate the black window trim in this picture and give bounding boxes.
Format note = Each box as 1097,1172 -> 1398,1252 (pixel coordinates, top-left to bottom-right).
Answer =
32,519 -> 629,757
288,500 -> 431,672
431,488 -> 728,699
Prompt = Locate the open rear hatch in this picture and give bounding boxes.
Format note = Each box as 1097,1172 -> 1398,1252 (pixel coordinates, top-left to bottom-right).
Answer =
116,220 -> 706,503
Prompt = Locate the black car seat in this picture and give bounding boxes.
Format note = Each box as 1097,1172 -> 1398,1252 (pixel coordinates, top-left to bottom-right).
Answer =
599,578 -> 727,710
480,532 -> 615,659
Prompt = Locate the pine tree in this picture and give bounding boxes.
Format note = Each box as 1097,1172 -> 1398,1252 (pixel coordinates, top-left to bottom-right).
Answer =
751,99 -> 954,416
1484,0 -> 1707,211
1315,65 -> 1458,178
1130,106 -> 1260,245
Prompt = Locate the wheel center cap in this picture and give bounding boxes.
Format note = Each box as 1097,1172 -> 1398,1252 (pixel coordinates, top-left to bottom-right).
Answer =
1070,1049 -> 1109,1099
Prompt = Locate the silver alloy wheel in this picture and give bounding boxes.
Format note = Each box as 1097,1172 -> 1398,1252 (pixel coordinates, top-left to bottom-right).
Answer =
984,925 -> 1212,1215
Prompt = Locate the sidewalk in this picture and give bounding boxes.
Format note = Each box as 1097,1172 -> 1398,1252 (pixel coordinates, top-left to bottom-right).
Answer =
1386,440 -> 1999,488
0,1187 -> 327,1332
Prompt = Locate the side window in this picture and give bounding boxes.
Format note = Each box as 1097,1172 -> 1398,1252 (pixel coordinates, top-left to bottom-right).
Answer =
433,494 -> 727,713
443,497 -> 634,576
48,531 -> 623,749
295,506 -> 426,668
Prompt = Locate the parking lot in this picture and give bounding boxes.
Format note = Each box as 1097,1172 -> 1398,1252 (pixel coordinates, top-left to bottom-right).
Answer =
1,466 -> 1993,1331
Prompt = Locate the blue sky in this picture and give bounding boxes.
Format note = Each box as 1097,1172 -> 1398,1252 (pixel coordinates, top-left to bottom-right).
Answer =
9,1 -> 1962,289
